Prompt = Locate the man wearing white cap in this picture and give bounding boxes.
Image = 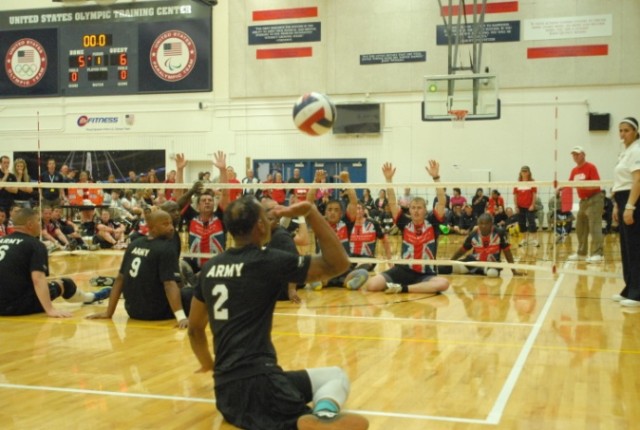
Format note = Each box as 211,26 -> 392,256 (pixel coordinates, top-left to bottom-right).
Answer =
568,146 -> 604,263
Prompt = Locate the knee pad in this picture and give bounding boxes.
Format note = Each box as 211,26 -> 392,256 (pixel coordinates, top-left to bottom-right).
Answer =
60,277 -> 78,299
48,281 -> 62,298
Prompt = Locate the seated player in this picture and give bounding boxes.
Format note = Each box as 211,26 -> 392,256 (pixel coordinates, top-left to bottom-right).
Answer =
187,196 -> 368,430
0,208 -> 111,317
448,213 -> 521,277
86,210 -> 191,329
52,206 -> 87,250
40,206 -> 72,252
362,160 -> 450,294
94,208 -> 127,249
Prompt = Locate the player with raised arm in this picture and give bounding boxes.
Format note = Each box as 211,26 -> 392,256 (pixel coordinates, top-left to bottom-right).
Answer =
188,196 -> 369,430
361,160 -> 450,294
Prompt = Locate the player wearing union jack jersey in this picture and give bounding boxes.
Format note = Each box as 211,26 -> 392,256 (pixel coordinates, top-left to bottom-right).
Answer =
178,151 -> 229,273
362,160 -> 450,294
449,213 -> 521,277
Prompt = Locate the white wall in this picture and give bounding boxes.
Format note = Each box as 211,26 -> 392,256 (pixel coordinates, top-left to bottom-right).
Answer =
0,0 -> 639,186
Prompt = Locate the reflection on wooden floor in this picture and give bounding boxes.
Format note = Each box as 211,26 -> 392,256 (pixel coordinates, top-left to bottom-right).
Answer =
1,232 -> 639,429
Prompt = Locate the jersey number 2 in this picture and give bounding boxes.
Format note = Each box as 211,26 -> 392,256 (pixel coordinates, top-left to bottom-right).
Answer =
211,284 -> 229,320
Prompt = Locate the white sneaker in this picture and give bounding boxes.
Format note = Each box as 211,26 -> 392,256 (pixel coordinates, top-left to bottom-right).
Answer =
485,268 -> 500,278
307,281 -> 323,291
529,240 -> 539,247
568,254 -> 586,261
620,299 -> 640,308
612,294 -> 626,302
518,240 -> 528,248
586,255 -> 603,264
384,282 -> 403,294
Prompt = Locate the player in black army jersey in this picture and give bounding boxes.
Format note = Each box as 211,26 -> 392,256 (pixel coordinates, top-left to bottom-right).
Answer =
449,213 -> 522,277
188,196 -> 369,430
0,208 -> 110,317
362,160 -> 451,294
87,210 -> 191,329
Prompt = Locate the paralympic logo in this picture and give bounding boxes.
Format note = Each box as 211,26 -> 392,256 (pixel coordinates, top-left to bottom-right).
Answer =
149,30 -> 197,82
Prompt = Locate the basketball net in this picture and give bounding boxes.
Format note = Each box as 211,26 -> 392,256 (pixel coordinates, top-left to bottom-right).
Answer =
449,109 -> 468,128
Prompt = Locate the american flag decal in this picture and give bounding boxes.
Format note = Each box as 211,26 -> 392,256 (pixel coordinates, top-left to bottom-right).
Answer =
17,50 -> 35,63
163,42 -> 182,56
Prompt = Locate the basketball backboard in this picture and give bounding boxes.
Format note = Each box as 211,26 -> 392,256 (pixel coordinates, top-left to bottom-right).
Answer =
422,74 -> 500,121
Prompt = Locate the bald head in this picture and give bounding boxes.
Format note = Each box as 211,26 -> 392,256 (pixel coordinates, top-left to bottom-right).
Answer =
146,210 -> 175,240
12,207 -> 38,226
160,200 -> 180,224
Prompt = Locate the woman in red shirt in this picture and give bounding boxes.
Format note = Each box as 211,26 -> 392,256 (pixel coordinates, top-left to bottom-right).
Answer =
513,166 -> 539,247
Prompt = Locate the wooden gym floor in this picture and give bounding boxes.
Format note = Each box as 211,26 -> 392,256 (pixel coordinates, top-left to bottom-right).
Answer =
1,233 -> 638,429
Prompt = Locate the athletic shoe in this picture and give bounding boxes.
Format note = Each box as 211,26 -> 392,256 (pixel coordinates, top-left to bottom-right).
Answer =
529,239 -> 539,247
518,240 -> 528,248
485,268 -> 500,278
384,282 -> 402,294
345,269 -> 369,290
568,254 -> 586,261
308,281 -> 323,291
90,276 -> 115,287
612,294 -> 626,302
586,255 -> 604,264
84,287 -> 112,304
620,299 -> 640,308
297,411 -> 369,430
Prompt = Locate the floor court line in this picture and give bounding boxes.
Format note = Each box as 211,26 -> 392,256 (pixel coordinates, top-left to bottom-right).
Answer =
485,264 -> 568,424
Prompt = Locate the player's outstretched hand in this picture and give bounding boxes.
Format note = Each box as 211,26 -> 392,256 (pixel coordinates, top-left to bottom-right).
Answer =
175,319 -> 189,329
381,162 -> 396,182
212,150 -> 227,170
426,160 -> 440,179
46,308 -> 73,318
86,311 -> 111,320
175,153 -> 187,169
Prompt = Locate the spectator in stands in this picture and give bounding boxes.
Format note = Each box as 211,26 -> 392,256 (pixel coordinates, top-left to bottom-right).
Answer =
494,205 -> 508,228
361,188 -> 376,217
271,172 -> 286,205
127,170 -> 139,183
471,188 -> 488,218
164,169 -> 177,201
94,208 -> 126,249
287,167 -> 303,197
0,155 -> 18,214
453,204 -> 477,235
12,158 -> 33,208
487,189 -> 504,215
374,189 -> 388,214
450,187 -> 467,208
241,168 -> 261,198
227,167 -> 242,202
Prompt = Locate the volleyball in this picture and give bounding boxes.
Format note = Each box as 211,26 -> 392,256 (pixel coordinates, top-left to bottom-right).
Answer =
292,92 -> 336,136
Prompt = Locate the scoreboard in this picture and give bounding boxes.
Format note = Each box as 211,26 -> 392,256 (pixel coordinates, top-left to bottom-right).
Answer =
0,0 -> 211,98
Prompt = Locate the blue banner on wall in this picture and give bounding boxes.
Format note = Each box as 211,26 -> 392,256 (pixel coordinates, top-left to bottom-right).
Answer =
360,51 -> 426,65
248,22 -> 321,45
436,20 -> 520,45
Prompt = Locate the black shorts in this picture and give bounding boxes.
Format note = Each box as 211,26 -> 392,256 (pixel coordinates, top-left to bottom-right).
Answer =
0,282 -> 61,316
381,265 -> 435,286
215,369 -> 312,430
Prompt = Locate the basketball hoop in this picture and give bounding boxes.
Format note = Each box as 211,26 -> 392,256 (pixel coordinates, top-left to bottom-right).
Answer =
448,109 -> 468,128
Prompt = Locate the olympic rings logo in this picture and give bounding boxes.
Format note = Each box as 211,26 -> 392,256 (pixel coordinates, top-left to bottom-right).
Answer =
13,63 -> 38,77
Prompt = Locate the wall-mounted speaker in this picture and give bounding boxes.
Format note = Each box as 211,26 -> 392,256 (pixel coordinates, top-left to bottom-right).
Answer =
589,113 -> 610,131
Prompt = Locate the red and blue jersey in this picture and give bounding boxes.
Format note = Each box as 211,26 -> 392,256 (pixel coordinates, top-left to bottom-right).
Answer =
349,218 -> 384,257
462,227 -> 509,262
396,212 -> 442,274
